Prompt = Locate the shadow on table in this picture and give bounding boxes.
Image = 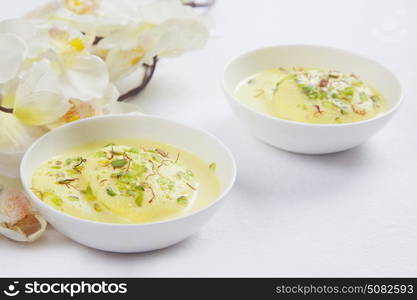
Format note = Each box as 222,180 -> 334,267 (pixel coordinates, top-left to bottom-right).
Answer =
207,116 -> 377,204
81,234 -> 197,262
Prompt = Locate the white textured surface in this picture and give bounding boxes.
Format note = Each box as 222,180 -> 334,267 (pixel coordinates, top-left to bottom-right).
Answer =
1,0 -> 416,277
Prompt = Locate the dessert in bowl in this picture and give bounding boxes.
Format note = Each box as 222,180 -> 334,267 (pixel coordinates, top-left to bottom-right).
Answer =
223,45 -> 402,154
20,114 -> 236,252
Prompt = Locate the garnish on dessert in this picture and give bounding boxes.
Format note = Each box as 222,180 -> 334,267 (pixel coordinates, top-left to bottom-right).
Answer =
235,67 -> 387,124
31,141 -> 220,224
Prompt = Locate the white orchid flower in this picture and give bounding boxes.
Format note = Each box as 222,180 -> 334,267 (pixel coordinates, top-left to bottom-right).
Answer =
43,26 -> 110,101
0,17 -> 109,107
97,1 -> 210,80
100,18 -> 209,80
27,1 -> 211,80
0,16 -> 109,101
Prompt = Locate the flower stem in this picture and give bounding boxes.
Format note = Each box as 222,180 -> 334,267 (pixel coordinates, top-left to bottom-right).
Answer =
117,56 -> 159,102
0,105 -> 13,114
183,0 -> 216,8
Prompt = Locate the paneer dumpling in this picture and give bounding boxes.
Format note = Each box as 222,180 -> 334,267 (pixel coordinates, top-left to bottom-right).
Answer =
235,67 -> 387,124
31,141 -> 220,224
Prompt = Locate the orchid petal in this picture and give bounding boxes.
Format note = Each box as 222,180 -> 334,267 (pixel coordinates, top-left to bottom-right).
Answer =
14,59 -> 70,126
63,0 -> 98,15
48,84 -> 119,130
14,90 -> 69,126
0,78 -> 19,108
0,18 -> 36,41
24,1 -> 62,20
0,189 -> 47,242
0,33 -> 27,84
46,98 -> 105,130
97,23 -> 150,51
106,46 -> 146,81
100,83 -> 120,105
0,112 -> 44,152
0,19 -> 50,60
59,55 -> 109,101
27,0 -> 129,37
97,0 -> 139,21
140,19 -> 209,63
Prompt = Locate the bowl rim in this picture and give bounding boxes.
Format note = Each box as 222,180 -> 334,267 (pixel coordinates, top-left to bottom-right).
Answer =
20,113 -> 237,228
222,43 -> 403,127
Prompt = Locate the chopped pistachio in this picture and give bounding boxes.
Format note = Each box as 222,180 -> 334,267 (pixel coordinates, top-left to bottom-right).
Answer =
51,196 -> 63,207
209,163 -> 217,171
128,148 -> 139,154
323,101 -> 336,109
94,151 -> 107,158
177,196 -> 188,206
94,203 -> 104,212
82,184 -> 95,200
84,184 -> 93,194
135,184 -> 145,192
359,92 -> 368,102
68,195 -> 79,201
343,87 -> 354,97
106,187 -> 117,197
158,177 -> 175,191
151,155 -> 162,162
135,191 -> 144,207
111,159 -> 128,168
145,149 -> 157,154
131,163 -> 147,176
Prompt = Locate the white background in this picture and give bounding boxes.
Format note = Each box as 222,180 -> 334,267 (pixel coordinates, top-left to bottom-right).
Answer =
1,0 -> 416,277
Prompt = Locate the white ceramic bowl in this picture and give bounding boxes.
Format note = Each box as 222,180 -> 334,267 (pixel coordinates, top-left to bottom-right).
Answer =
20,114 -> 236,253
223,45 -> 402,154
